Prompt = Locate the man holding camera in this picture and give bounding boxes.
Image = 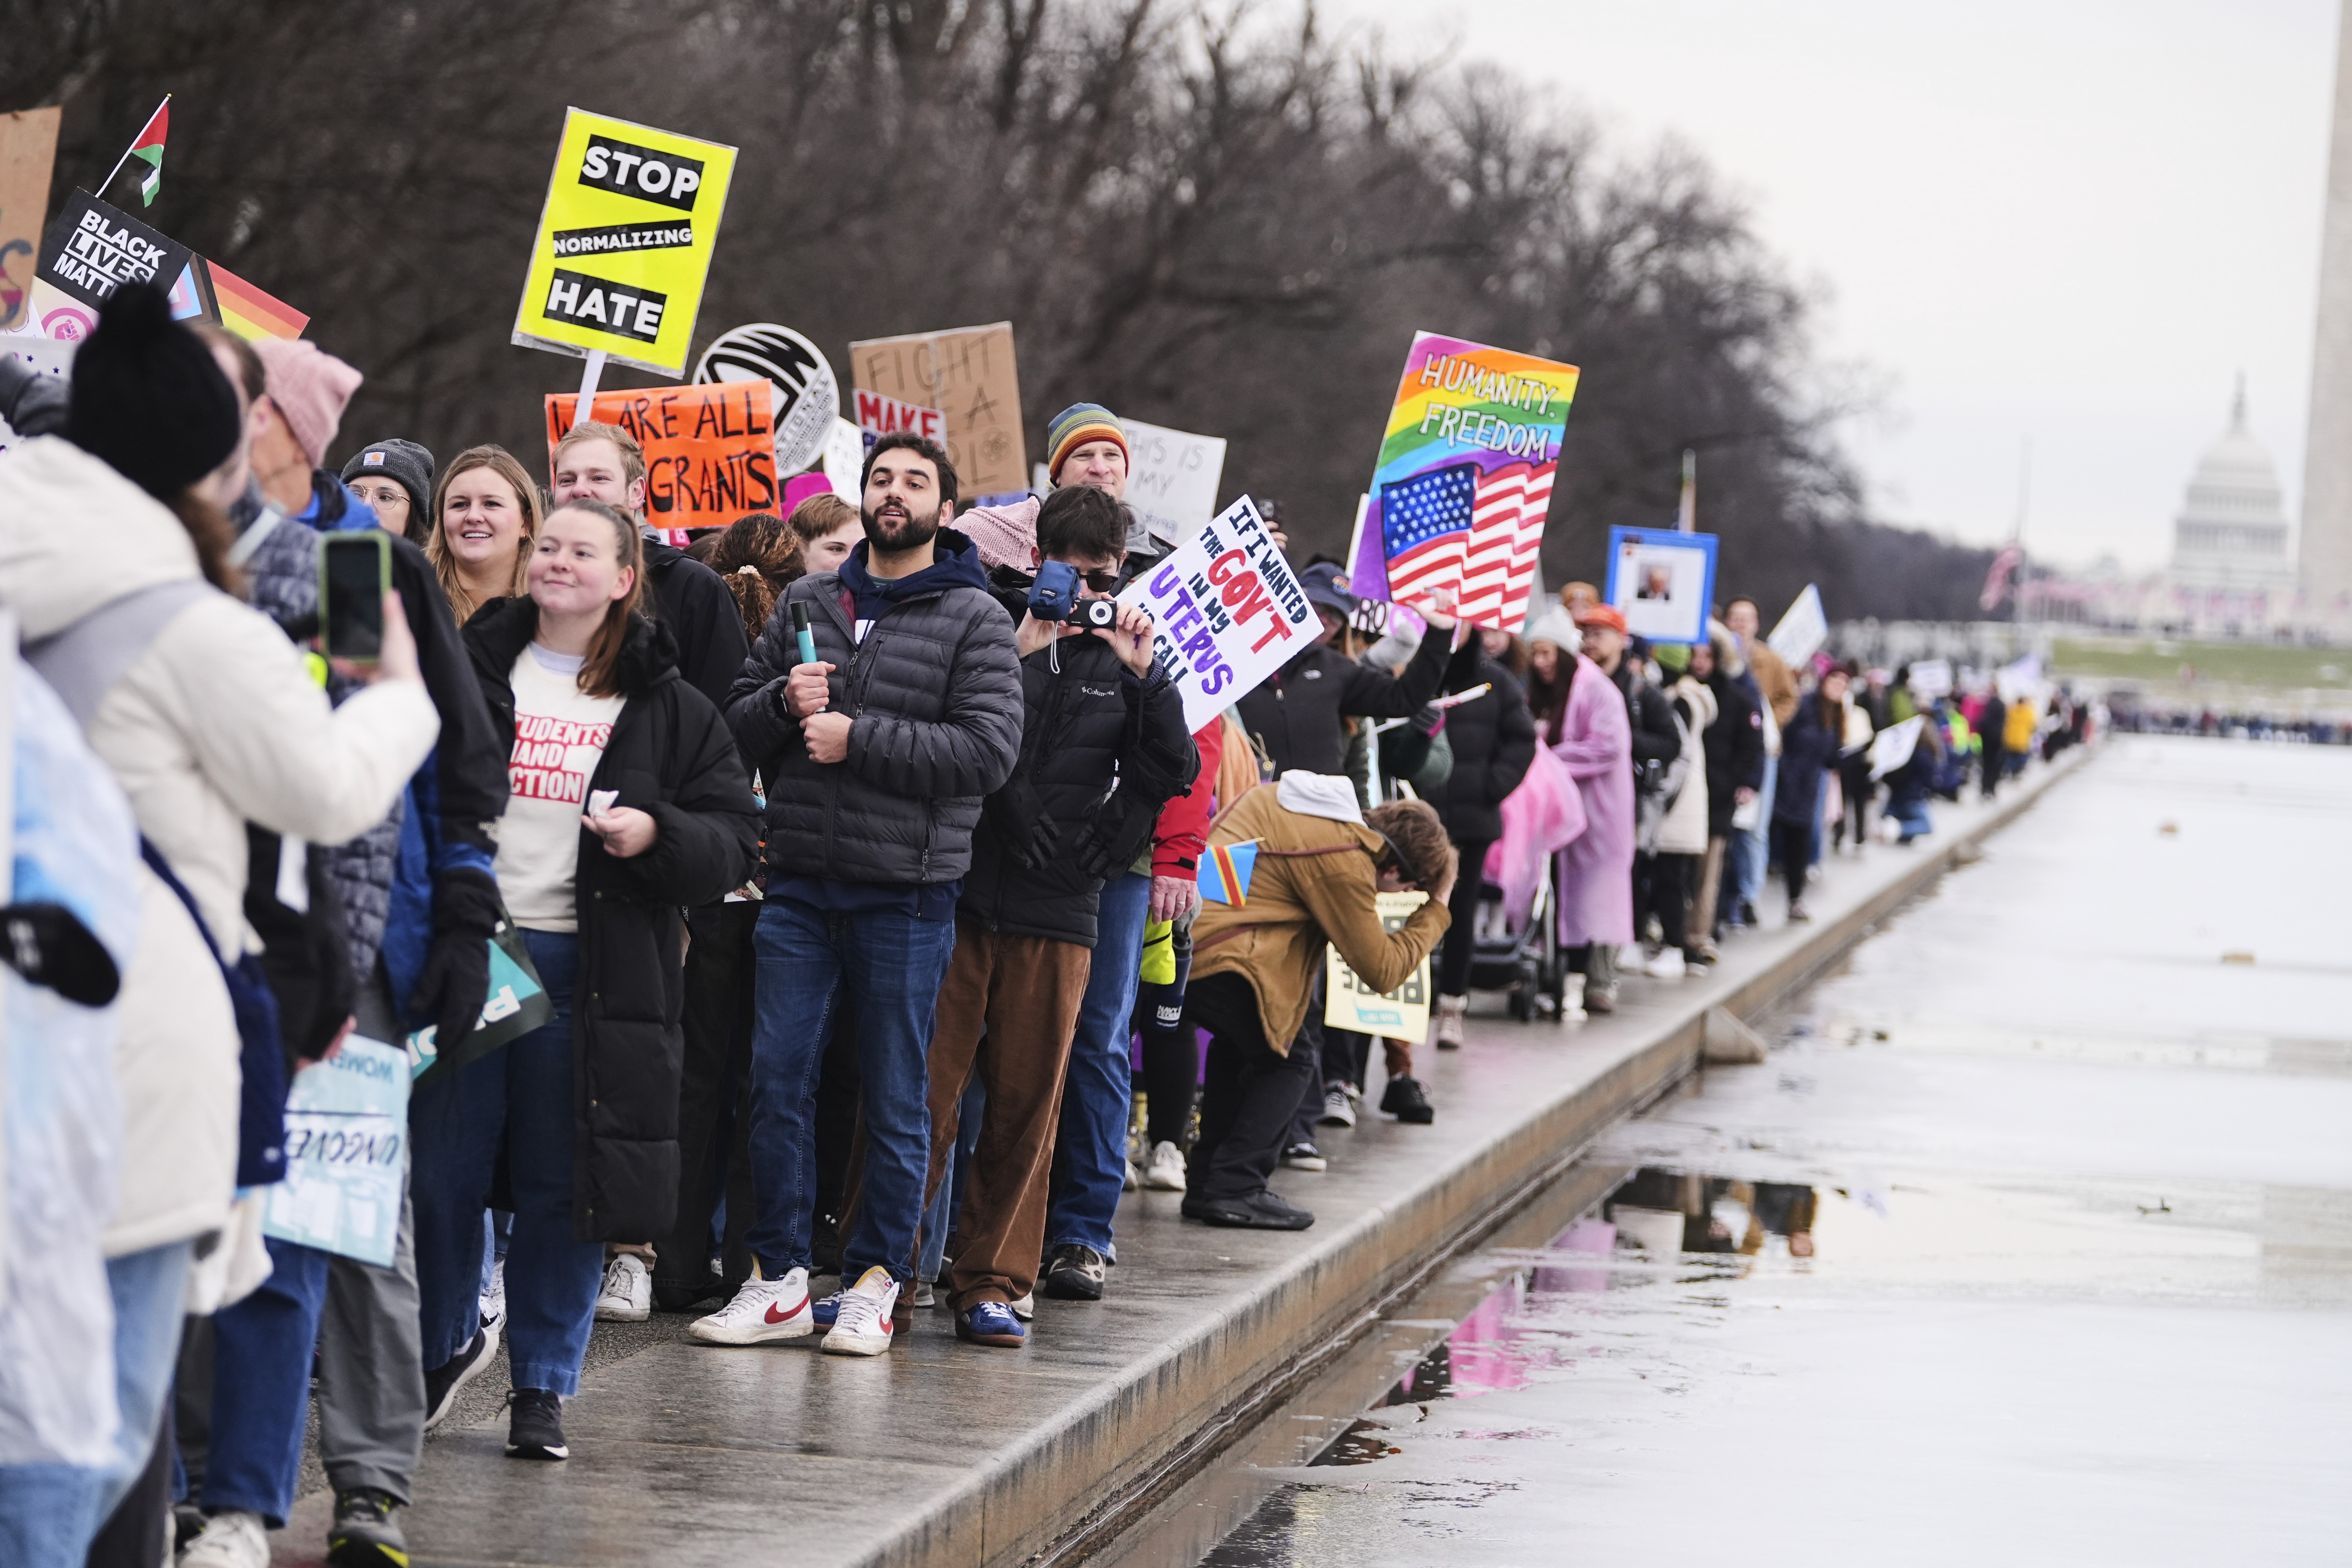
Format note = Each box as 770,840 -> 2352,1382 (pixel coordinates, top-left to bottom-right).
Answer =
917,485 -> 1197,1348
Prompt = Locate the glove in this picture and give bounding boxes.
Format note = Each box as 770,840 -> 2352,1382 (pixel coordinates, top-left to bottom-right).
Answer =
0,903 -> 121,1007
409,867 -> 502,1047
1070,792 -> 1156,882
986,778 -> 1063,871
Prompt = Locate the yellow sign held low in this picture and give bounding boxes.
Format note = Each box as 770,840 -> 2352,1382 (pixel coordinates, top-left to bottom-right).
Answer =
512,107 -> 737,377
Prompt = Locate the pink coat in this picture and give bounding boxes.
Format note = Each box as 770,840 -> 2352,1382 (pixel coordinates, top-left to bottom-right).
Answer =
1552,653 -> 1634,947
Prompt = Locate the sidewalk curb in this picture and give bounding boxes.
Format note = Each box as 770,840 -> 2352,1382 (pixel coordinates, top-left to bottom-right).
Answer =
983,749 -> 2096,1568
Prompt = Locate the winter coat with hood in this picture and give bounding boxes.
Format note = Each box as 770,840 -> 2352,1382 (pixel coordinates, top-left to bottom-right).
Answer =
1655,675 -> 1718,857
1191,780 -> 1451,1053
727,527 -> 1023,889
466,599 -> 760,1240
1419,649 -> 1537,846
1773,690 -> 1844,830
959,631 -> 1197,947
0,437 -> 439,1255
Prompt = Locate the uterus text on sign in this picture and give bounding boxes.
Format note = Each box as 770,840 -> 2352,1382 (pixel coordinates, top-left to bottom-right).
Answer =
546,379 -> 778,524
1119,494 -> 1314,733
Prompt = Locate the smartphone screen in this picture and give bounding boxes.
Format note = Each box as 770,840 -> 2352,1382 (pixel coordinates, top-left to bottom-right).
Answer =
321,534 -> 387,662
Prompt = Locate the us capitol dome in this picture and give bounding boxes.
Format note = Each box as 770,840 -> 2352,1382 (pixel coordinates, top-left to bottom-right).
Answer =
2166,381 -> 2297,634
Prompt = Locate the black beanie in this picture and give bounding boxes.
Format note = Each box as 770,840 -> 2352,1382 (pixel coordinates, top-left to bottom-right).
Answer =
65,282 -> 244,499
341,438 -> 436,534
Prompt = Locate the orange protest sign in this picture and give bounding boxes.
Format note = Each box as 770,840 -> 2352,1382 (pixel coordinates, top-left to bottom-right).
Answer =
545,379 -> 778,525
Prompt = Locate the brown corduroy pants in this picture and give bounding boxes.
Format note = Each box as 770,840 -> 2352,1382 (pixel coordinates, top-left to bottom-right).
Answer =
918,918 -> 1094,1309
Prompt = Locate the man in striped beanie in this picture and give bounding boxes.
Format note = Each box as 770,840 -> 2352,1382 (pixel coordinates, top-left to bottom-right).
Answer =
1045,401 -> 1130,490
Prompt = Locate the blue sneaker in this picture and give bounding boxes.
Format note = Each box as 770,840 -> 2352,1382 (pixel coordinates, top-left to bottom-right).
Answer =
810,1283 -> 848,1329
955,1300 -> 1026,1348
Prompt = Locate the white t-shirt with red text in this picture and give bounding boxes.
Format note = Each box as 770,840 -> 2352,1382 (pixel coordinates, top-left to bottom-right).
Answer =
494,643 -> 626,933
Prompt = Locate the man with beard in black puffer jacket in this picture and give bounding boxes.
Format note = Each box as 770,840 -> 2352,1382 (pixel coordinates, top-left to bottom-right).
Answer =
702,432 -> 1023,1357
917,484 -> 1195,1348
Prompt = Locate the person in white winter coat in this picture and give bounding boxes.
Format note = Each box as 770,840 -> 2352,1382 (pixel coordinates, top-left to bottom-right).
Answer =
1639,643 -> 1718,978
0,284 -> 437,1563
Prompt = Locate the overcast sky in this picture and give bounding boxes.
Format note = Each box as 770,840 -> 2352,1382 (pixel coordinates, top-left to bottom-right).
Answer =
1333,0 -> 2341,570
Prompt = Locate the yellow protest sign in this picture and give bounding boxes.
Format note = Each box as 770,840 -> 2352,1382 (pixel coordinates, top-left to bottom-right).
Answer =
1323,892 -> 1432,1044
511,108 -> 736,376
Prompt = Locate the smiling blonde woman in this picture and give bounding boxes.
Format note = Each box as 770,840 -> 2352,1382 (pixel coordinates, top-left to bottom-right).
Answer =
428,445 -> 543,623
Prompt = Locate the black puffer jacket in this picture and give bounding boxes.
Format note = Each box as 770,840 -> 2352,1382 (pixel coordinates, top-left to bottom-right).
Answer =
1702,668 -> 1765,837
1236,629 -> 1452,777
642,534 -> 750,715
1420,650 -> 1537,845
1612,659 -> 1682,772
726,528 -> 1023,886
961,633 -> 1197,946
466,601 -> 761,1241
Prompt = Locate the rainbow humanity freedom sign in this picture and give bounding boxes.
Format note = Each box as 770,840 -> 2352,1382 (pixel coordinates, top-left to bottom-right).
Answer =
1346,332 -> 1579,634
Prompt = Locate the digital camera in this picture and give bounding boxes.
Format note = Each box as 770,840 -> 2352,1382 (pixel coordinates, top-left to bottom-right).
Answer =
1074,597 -> 1119,630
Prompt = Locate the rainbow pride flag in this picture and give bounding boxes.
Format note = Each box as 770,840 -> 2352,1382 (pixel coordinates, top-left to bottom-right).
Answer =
203,259 -> 307,341
1200,839 -> 1259,906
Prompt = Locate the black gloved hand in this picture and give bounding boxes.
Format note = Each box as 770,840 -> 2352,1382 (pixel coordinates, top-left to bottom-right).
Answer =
409,867 -> 502,1047
1070,793 -> 1154,883
987,778 -> 1064,871
0,903 -> 121,1007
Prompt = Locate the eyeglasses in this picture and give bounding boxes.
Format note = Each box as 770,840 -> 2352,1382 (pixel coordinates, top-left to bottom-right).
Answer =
1078,570 -> 1123,595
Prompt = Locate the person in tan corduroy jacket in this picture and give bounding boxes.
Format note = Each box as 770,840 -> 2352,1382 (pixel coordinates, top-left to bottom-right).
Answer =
1182,776 -> 1455,1230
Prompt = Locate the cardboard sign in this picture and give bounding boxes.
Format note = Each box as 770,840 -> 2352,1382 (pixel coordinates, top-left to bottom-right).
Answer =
1767,584 -> 1828,666
1867,715 -> 1926,781
514,108 -> 738,376
1908,658 -> 1953,699
33,189 -> 196,337
848,321 -> 1025,499
547,379 -> 778,524
1348,332 -> 1579,634
1123,417 -> 1227,550
262,1037 -> 410,1267
1117,495 -> 1314,733
0,335 -> 71,455
1604,526 -> 1719,646
693,322 -> 838,475
854,387 -> 944,451
0,108 -> 61,334
1325,891 -> 1433,1043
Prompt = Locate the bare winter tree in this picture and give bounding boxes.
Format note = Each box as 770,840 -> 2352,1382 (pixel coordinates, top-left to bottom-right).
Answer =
4,0 -> 1994,619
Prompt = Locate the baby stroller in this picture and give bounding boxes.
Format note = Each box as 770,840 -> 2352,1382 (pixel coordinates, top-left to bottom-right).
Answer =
1464,857 -> 1570,1021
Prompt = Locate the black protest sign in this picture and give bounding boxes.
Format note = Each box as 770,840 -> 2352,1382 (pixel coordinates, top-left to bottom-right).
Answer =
36,189 -> 194,309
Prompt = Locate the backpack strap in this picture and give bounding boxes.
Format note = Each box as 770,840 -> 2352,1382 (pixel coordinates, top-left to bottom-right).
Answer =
22,579 -> 212,728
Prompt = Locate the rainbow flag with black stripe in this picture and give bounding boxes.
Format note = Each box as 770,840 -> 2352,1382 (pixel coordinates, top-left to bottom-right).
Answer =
1199,839 -> 1259,906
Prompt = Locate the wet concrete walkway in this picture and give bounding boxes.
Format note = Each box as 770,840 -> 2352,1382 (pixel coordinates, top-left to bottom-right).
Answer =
1162,735 -> 2352,1568
275,748 -> 2089,1566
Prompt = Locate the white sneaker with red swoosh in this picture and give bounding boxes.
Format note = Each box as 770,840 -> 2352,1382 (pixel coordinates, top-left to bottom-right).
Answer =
821,1266 -> 901,1356
687,1267 -> 813,1345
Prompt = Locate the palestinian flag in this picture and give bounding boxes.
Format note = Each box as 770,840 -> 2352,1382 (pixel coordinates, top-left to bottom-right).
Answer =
127,99 -> 169,206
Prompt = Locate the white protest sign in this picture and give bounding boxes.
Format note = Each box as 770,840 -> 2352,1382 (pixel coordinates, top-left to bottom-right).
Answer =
823,417 -> 864,501
1325,891 -> 1433,1043
1908,658 -> 1953,699
1767,583 -> 1828,666
1996,652 -> 2043,707
262,1036 -> 410,1267
1867,715 -> 1926,780
1118,494 -> 1315,732
1122,417 -> 1227,550
0,332 -> 72,455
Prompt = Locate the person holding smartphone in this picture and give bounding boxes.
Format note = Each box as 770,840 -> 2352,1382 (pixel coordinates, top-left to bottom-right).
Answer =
426,499 -> 757,1466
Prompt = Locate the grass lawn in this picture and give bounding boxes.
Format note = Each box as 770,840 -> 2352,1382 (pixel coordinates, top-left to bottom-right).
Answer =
2050,636 -> 2352,691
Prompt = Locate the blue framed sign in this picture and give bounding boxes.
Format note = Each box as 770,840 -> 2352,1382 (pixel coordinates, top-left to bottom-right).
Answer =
1603,526 -> 1718,646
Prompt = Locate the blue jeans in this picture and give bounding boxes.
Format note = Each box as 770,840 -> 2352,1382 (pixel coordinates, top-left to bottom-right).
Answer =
919,1075 -> 984,1283
203,1236 -> 328,1524
1046,872 -> 1150,1255
411,931 -> 604,1396
745,900 -> 957,1283
0,1236 -> 185,1561
1730,761 -> 1777,915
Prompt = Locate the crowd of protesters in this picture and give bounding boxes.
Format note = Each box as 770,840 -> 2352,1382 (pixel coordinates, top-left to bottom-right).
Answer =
0,284 -> 2073,1567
